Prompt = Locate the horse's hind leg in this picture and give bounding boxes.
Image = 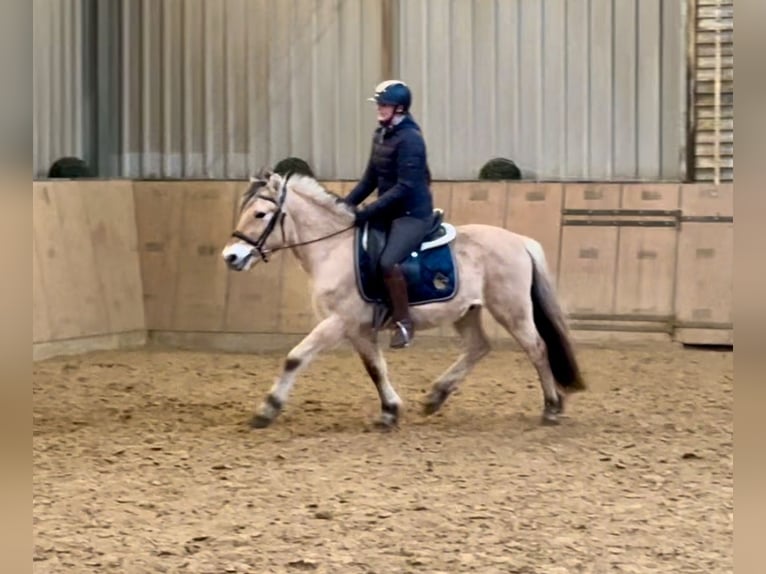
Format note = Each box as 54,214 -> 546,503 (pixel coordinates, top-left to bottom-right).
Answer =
349,331 -> 403,429
251,314 -> 346,429
423,304 -> 491,415
490,304 -> 563,425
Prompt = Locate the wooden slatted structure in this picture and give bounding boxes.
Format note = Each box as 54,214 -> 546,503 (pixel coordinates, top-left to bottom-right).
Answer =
691,0 -> 734,182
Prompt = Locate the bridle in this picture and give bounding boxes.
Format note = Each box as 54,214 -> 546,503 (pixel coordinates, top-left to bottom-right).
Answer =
230,174 -> 355,263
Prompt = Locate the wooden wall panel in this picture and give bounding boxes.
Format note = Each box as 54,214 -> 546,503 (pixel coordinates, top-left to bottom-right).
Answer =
33,183 -> 108,340
32,234 -> 51,343
680,182 -> 733,217
50,183 -> 111,337
33,181 -> 145,347
33,180 -> 734,351
83,182 -> 145,333
563,183 -> 621,210
557,227 -> 618,316
171,183 -> 239,332
449,182 -> 508,227
133,183 -> 185,330
674,222 -> 732,328
557,184 -> 621,316
674,183 -> 733,344
614,227 -> 677,317
614,184 -> 680,319
621,183 -> 680,211
431,182 -> 453,219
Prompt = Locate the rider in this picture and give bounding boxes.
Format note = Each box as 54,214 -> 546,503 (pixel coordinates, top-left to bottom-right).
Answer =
343,80 -> 435,349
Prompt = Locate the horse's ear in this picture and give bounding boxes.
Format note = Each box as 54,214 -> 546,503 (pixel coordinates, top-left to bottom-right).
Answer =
268,172 -> 283,190
256,166 -> 273,180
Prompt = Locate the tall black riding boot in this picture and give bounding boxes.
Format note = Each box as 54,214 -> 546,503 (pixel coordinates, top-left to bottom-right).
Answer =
383,264 -> 414,349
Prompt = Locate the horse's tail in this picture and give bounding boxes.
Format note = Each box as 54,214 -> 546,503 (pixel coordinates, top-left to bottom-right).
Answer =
525,242 -> 586,393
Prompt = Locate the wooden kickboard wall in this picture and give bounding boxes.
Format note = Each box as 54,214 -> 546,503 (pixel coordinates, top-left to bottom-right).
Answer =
32,180 -> 733,356
32,181 -> 146,354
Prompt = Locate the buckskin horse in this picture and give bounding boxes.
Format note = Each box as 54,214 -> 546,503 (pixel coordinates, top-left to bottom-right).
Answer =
221,170 -> 585,429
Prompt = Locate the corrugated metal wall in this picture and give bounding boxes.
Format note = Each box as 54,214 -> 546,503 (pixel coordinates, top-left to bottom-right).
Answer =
119,0 -> 384,179
33,0 -> 691,182
33,0 -> 87,177
396,0 -> 688,180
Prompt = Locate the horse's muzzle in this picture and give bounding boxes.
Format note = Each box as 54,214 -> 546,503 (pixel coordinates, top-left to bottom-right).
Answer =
222,242 -> 257,271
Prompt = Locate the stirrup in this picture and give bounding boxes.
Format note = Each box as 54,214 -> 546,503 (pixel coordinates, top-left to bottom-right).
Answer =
390,320 -> 413,348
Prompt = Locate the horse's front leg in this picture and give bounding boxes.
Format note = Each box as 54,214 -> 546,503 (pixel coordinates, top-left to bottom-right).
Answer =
349,331 -> 403,429
251,314 -> 346,429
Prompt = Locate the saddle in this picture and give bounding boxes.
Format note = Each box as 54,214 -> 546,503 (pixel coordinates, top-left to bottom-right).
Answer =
354,209 -> 460,330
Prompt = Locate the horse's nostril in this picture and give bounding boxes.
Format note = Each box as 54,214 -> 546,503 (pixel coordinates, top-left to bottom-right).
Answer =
226,253 -> 237,263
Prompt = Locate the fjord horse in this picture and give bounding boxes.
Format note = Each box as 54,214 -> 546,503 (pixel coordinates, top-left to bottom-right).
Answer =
222,171 -> 585,429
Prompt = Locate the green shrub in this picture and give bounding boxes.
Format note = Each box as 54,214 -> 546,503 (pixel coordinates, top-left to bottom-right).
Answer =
47,156 -> 91,178
273,157 -> 315,178
478,157 -> 522,181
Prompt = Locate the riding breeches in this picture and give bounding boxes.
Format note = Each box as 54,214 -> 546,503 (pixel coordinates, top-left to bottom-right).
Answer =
378,216 -> 431,274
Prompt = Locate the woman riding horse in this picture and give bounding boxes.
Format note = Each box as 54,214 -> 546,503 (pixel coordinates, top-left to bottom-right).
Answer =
343,80 -> 435,349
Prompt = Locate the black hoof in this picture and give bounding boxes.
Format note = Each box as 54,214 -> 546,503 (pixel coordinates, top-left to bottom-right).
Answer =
422,389 -> 449,416
422,401 -> 440,416
250,414 -> 273,429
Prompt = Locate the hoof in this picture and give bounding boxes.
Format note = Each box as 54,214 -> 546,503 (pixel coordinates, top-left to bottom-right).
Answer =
373,405 -> 400,430
372,417 -> 398,432
250,395 -> 282,429
541,412 -> 561,426
541,393 -> 564,425
422,389 -> 449,416
249,413 -> 274,429
422,400 -> 441,416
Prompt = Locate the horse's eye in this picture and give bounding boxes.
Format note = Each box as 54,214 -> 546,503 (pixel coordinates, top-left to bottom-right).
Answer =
254,211 -> 266,219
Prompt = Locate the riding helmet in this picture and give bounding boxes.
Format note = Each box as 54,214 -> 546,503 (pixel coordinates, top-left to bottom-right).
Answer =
368,80 -> 412,112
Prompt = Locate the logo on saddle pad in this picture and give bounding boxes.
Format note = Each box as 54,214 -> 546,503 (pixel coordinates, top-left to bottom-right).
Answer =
354,210 -> 459,306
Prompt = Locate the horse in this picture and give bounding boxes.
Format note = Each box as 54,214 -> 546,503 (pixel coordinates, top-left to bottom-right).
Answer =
221,169 -> 585,429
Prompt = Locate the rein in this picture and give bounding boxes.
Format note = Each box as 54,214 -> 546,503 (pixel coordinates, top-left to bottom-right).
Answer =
231,176 -> 355,263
